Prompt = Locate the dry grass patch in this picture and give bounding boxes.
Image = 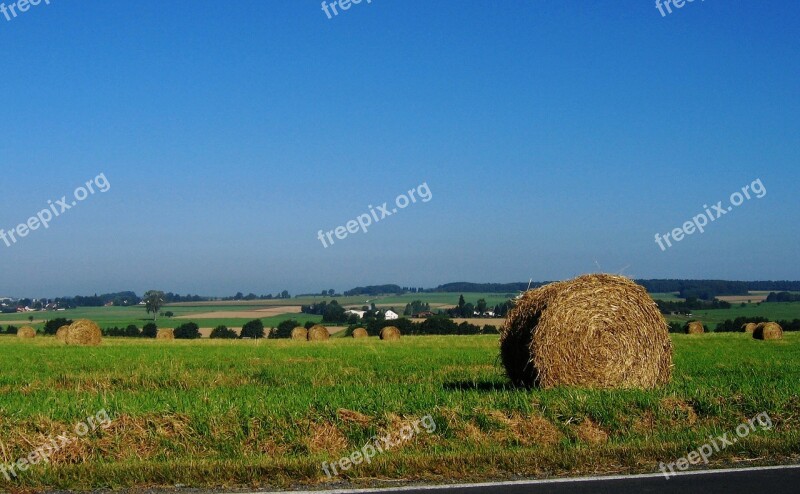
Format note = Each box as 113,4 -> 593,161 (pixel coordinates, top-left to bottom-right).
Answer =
304,421 -> 348,455
337,409 -> 372,427
660,396 -> 698,425
487,410 -> 561,446
573,418 -> 609,444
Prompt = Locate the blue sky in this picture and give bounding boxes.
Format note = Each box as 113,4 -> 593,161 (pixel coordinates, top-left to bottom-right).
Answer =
1,0 -> 798,297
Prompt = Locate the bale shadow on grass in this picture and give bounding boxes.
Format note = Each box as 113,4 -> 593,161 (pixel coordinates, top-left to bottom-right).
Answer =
443,380 -> 519,392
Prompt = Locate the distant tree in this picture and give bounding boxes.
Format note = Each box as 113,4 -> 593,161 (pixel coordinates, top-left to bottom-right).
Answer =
776,319 -> 800,332
28,315 -> 34,323
714,316 -> 769,333
174,322 -> 201,339
143,290 -> 166,321
240,319 -> 265,339
492,300 -> 514,318
210,325 -> 238,339
163,311 -> 174,318
281,290 -> 290,299
304,321 -> 316,329
125,325 -> 141,337
274,319 -> 300,338
328,289 -> 335,297
234,292 -> 244,300
322,301 -> 347,323
43,318 -> 73,335
142,322 -> 158,338
668,322 -> 684,333
321,289 -> 328,296
476,299 -> 488,315
765,291 -> 800,303
403,300 -> 431,316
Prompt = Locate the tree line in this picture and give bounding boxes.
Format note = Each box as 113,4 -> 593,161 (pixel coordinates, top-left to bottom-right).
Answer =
656,297 -> 732,315
764,292 -> 800,303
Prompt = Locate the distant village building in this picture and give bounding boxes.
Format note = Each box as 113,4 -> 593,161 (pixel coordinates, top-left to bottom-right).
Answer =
412,311 -> 435,318
384,310 -> 399,320
344,310 -> 366,319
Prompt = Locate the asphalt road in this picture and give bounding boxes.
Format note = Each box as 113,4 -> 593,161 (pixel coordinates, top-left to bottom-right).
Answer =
258,465 -> 800,494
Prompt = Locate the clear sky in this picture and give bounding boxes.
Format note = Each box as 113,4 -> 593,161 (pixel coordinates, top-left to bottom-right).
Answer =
1,0 -> 798,298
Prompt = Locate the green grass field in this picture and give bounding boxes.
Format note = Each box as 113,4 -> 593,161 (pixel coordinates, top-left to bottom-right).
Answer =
669,302 -> 800,326
1,333 -> 798,491
0,306 -> 324,330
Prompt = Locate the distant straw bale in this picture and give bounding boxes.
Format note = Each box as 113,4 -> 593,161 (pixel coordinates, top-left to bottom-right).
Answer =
380,326 -> 401,341
753,322 -> 783,340
156,328 -> 175,340
742,323 -> 758,334
56,325 -> 71,342
17,326 -> 36,339
307,325 -> 330,341
685,321 -> 705,335
291,326 -> 308,340
65,319 -> 102,346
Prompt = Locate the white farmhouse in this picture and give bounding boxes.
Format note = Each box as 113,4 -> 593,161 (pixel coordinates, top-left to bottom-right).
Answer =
384,310 -> 399,320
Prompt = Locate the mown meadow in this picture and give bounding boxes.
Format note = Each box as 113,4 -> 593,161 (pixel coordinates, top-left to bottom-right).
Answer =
0,333 -> 798,490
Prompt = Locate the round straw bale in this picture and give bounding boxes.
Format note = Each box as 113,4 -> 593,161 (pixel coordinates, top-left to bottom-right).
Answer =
56,325 -> 71,342
685,321 -> 705,334
291,326 -> 308,340
500,274 -> 672,389
742,323 -> 758,334
753,322 -> 783,340
17,326 -> 36,339
380,326 -> 401,340
65,319 -> 102,346
307,324 -> 330,341
156,328 -> 175,340
352,327 -> 369,338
